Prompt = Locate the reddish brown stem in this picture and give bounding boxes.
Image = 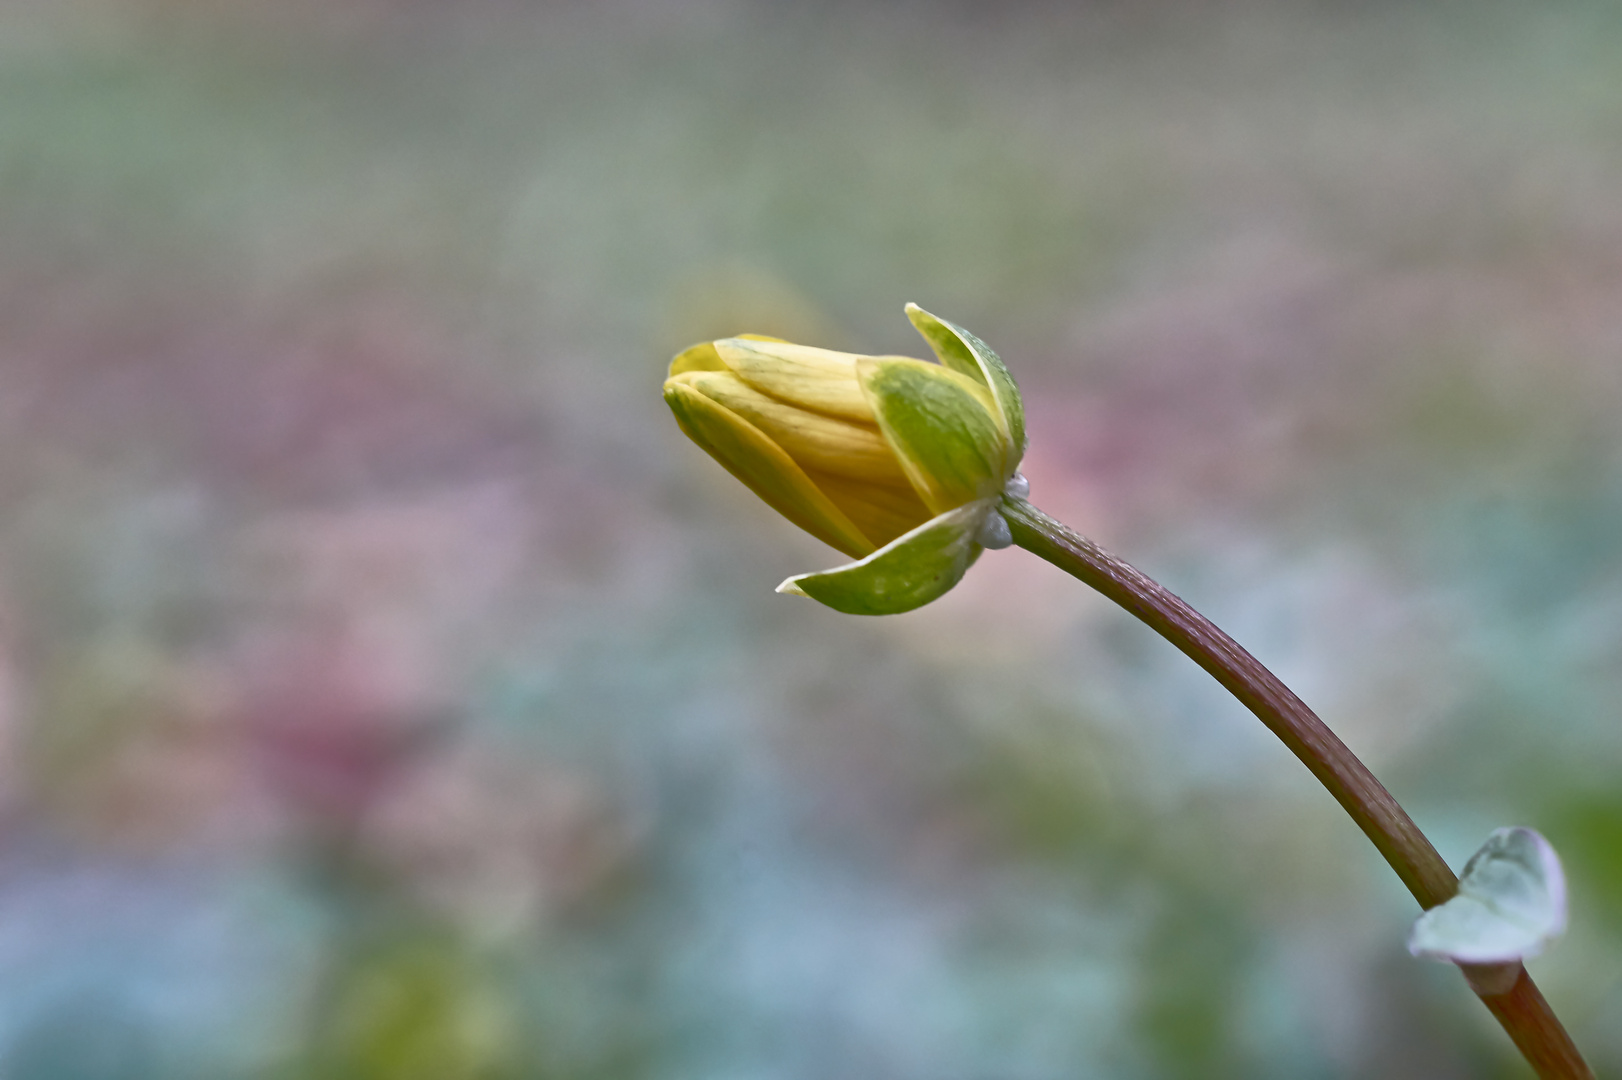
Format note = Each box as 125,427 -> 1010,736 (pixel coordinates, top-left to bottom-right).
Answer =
1001,497 -> 1591,1078
1479,969 -> 1593,1080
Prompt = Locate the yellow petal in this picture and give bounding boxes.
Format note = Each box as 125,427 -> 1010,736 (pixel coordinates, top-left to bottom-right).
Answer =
714,339 -> 877,423
671,370 -> 911,488
664,382 -> 875,558
669,342 -> 728,376
805,471 -> 934,549
670,334 -> 791,378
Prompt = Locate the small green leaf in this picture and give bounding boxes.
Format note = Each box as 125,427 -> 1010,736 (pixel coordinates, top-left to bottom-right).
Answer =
905,303 -> 1026,456
858,357 -> 1008,516
1408,827 -> 1568,964
777,502 -> 988,615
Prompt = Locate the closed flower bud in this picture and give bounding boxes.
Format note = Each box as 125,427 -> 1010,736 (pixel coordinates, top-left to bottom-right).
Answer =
664,304 -> 1026,614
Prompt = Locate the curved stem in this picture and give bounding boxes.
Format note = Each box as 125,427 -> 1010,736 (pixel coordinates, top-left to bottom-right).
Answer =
1000,496 -> 1591,1079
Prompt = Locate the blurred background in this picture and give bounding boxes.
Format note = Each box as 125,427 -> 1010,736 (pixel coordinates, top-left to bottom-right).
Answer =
0,1 -> 1618,1077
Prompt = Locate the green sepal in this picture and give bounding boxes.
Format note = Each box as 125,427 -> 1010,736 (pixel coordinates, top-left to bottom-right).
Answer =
905,303 -> 1026,456
776,502 -> 988,615
1408,827 -> 1567,964
858,357 -> 1008,516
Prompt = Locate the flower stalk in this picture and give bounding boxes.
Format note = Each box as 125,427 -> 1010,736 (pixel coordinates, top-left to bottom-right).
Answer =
663,306 -> 1593,1077
998,495 -> 1593,1080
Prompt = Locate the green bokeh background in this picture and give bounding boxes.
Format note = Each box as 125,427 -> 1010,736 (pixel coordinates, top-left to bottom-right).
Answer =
0,2 -> 1618,1077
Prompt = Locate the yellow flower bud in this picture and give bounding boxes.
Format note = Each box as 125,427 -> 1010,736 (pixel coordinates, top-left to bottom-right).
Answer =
663,305 -> 1027,614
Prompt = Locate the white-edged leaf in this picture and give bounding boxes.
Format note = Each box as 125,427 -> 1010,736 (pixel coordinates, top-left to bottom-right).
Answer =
1408,827 -> 1568,964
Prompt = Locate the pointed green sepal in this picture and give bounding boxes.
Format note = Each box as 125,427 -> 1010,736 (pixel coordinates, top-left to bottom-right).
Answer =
905,303 -> 1026,456
1408,827 -> 1568,965
858,357 -> 1008,516
776,502 -> 990,615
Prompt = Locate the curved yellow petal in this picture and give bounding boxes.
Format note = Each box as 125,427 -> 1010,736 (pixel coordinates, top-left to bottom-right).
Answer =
669,342 -> 728,376
671,334 -> 795,377
714,339 -> 875,422
805,470 -> 933,549
664,382 -> 874,558
672,370 -> 911,488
